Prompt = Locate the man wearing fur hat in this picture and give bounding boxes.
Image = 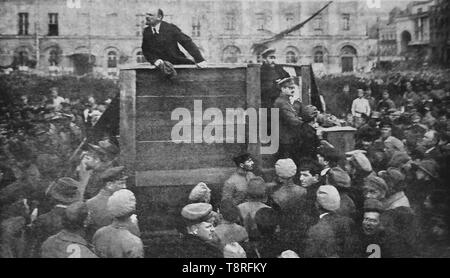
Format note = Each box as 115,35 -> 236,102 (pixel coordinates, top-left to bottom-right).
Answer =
303,185 -> 357,258
86,166 -> 139,240
269,158 -> 306,211
176,203 -> 223,258
93,189 -> 143,258
222,153 -> 256,206
41,201 -> 97,258
188,182 -> 221,226
31,177 -> 81,257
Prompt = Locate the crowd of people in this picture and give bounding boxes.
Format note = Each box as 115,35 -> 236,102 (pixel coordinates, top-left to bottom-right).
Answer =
0,65 -> 449,258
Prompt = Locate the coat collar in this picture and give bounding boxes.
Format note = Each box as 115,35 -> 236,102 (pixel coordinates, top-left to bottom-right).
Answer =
57,230 -> 89,246
383,191 -> 409,210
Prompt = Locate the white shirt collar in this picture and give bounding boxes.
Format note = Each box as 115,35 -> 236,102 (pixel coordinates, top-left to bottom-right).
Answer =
319,212 -> 329,219
321,167 -> 330,176
152,22 -> 161,34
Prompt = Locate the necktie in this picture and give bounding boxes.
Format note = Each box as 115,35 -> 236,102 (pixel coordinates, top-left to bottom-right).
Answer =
153,27 -> 158,35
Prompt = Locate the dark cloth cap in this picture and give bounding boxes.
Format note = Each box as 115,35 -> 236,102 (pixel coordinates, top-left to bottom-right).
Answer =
160,61 -> 177,79
276,77 -> 295,87
412,159 -> 439,179
46,177 -> 81,205
318,146 -> 344,164
364,198 -> 384,213
328,167 -> 351,188
255,207 -> 279,229
233,152 -> 252,166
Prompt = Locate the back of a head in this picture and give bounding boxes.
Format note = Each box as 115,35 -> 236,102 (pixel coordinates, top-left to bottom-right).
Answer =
298,157 -> 322,176
219,199 -> 240,223
247,176 -> 267,201
255,207 -> 279,236
63,201 -> 88,231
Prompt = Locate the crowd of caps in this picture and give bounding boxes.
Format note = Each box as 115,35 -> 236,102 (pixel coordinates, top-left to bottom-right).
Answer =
0,66 -> 450,258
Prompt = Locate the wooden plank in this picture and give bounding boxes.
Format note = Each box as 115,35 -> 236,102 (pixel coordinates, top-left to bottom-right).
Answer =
135,167 -> 237,187
246,64 -> 262,165
135,95 -> 245,114
136,68 -> 247,82
136,80 -> 246,97
121,63 -> 249,70
119,70 -> 136,168
136,123 -> 247,142
135,141 -> 246,171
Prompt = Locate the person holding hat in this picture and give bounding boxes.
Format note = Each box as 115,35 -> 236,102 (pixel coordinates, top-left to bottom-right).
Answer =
273,77 -> 304,160
358,198 -> 412,258
237,177 -> 271,240
176,203 -> 223,258
31,177 -> 81,257
141,8 -> 206,68
86,166 -> 139,240
222,153 -> 256,206
92,189 -> 144,258
269,158 -> 306,211
303,185 -> 357,258
260,48 -> 290,110
41,201 -> 98,258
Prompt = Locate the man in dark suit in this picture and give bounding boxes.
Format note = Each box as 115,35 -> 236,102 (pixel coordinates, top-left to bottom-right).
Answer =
260,49 -> 290,109
141,8 -> 206,67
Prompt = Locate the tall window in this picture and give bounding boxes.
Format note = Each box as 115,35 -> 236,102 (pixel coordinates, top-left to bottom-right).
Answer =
314,51 -> 324,63
136,14 -> 146,36
18,51 -> 29,66
313,15 -> 322,31
107,51 -> 117,68
225,12 -> 236,31
192,17 -> 201,37
342,14 -> 350,31
256,13 -> 265,31
18,13 -> 29,35
286,51 -> 297,63
136,51 -> 146,63
49,49 -> 60,66
48,13 -> 59,36
285,13 -> 294,28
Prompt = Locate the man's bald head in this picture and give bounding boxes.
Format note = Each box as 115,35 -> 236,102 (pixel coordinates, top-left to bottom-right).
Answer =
146,9 -> 164,26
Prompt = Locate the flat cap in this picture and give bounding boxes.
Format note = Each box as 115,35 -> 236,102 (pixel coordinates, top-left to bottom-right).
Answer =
260,48 -> 276,58
328,167 -> 351,188
363,198 -> 384,213
316,185 -> 341,212
275,158 -> 297,179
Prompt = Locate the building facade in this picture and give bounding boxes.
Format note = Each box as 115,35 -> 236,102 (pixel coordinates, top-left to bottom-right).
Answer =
429,0 -> 450,65
0,0 -> 373,76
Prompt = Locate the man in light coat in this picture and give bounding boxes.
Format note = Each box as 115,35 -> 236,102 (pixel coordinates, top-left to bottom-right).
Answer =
92,189 -> 144,258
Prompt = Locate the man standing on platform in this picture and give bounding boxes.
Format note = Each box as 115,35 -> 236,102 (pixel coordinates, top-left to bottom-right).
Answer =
141,8 -> 207,69
260,48 -> 290,110
273,77 -> 303,160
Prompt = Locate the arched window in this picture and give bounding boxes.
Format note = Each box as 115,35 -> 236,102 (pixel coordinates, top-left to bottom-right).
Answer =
285,51 -> 297,63
49,49 -> 60,66
314,51 -> 324,63
18,51 -> 29,66
223,46 -> 241,63
136,51 -> 146,63
340,45 -> 357,56
107,51 -> 117,68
